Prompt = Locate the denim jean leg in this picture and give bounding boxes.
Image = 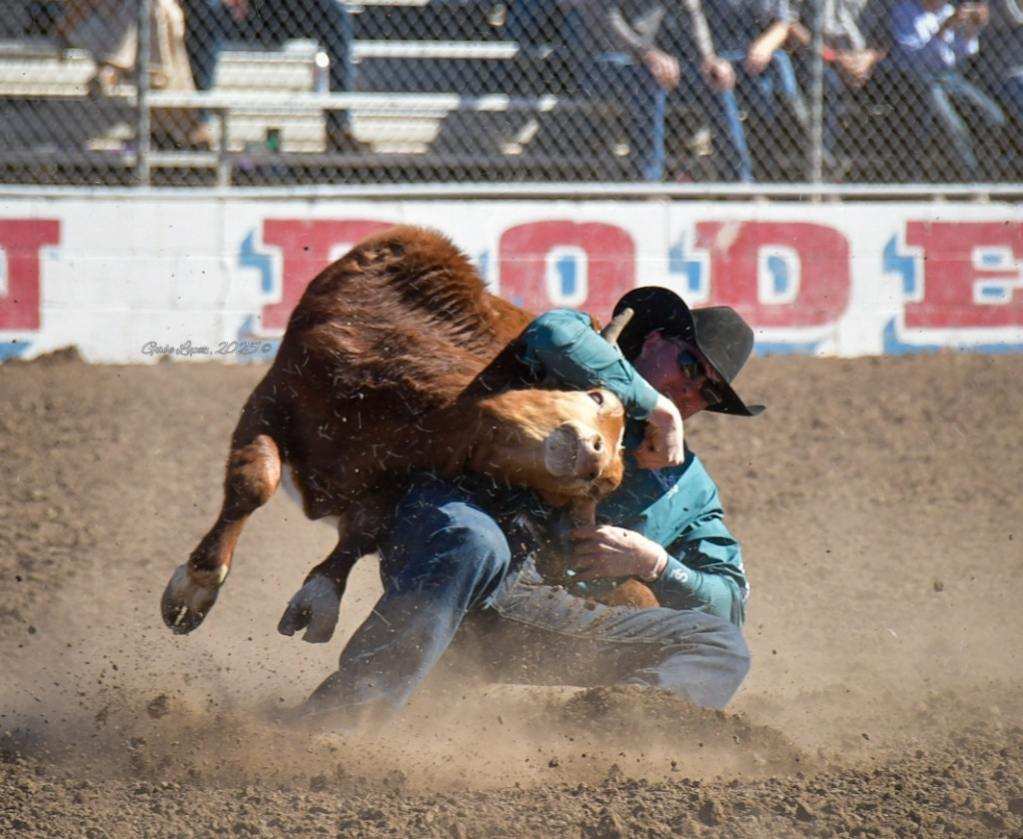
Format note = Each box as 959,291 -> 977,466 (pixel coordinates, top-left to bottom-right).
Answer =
256,0 -> 355,134
1003,73 -> 1023,123
771,51 -> 809,130
305,481 -> 512,718
945,73 -> 1006,127
181,0 -> 231,123
586,57 -> 665,181
620,612 -> 750,708
927,76 -> 979,178
477,561 -> 751,710
708,84 -> 754,183
634,69 -> 667,181
306,0 -> 355,133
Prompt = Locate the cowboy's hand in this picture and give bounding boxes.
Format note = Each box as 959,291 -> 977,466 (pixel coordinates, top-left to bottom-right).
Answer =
635,394 -> 684,469
571,525 -> 667,581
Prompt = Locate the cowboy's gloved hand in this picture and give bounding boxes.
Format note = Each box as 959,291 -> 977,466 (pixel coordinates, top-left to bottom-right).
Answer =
635,394 -> 685,469
570,525 -> 669,581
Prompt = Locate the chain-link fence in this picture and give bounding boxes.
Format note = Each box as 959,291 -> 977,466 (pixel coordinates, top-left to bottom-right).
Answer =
1,0 -> 1020,187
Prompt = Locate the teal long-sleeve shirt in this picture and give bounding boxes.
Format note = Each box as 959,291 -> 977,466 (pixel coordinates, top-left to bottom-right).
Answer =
519,310 -> 749,626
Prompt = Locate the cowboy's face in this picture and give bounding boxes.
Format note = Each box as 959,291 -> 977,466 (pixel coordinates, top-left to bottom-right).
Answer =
633,331 -> 724,420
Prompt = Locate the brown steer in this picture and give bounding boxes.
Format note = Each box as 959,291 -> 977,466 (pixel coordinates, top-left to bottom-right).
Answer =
161,226 -> 655,640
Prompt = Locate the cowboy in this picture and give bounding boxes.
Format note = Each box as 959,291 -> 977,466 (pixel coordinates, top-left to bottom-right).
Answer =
302,287 -> 764,725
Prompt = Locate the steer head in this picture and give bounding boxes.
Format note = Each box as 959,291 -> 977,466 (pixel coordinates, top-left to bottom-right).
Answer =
462,306 -> 636,513
469,386 -> 627,508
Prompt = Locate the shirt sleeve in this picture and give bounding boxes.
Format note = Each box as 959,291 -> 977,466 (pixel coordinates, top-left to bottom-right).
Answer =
607,6 -> 656,55
684,0 -> 718,61
891,1 -> 952,71
951,27 -> 979,58
518,309 -> 661,420
649,508 -> 749,626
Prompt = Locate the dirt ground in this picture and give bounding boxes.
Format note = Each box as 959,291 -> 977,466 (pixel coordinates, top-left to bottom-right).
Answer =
1,351 -> 1021,837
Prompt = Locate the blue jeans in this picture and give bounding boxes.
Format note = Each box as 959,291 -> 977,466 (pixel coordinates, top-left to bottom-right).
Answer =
698,50 -> 809,183
909,69 -> 1006,179
581,53 -> 668,182
1002,71 -> 1023,124
180,0 -> 354,131
306,475 -> 750,722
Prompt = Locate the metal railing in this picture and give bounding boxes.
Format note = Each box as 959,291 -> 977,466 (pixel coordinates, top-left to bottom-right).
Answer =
0,0 -> 1020,188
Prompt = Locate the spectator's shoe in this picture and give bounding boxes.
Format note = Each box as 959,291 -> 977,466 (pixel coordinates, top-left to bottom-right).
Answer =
326,129 -> 372,154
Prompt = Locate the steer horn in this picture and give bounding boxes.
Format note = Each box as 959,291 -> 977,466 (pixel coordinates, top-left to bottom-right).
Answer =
600,307 -> 634,346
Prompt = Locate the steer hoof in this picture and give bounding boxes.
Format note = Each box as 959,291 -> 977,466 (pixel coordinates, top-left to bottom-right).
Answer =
277,575 -> 341,644
160,563 -> 224,634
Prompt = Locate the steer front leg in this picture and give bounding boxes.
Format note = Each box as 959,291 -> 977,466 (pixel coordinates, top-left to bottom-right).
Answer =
162,434 -> 281,634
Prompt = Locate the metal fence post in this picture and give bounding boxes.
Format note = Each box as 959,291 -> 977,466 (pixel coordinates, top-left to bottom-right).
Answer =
809,0 -> 829,184
136,0 -> 152,186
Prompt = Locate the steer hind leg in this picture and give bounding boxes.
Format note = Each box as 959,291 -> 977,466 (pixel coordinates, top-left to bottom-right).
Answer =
278,495 -> 391,643
162,433 -> 281,633
277,541 -> 364,644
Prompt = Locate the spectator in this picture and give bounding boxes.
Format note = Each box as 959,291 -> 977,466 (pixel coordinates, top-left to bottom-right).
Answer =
59,0 -> 195,94
817,0 -> 889,177
983,0 -> 1023,123
550,0 -> 711,181
889,0 -> 1006,179
683,0 -> 810,182
180,0 -> 365,151
58,0 -> 201,146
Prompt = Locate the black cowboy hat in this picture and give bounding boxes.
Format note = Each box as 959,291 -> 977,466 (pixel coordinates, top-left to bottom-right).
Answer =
612,286 -> 765,417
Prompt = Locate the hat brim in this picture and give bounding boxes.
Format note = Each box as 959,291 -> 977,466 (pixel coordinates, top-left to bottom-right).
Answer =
613,286 -> 764,418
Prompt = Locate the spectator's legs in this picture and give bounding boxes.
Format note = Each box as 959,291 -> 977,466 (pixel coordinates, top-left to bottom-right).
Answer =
636,69 -> 668,181
258,0 -> 356,137
947,73 -> 1007,180
703,83 -> 754,182
822,65 -> 845,170
945,72 -> 1007,128
181,0 -> 222,92
304,479 -> 513,722
925,73 -> 1003,179
699,52 -> 754,183
1002,71 -> 1023,123
180,0 -> 230,128
770,51 -> 810,131
303,0 -> 355,134
583,56 -> 666,181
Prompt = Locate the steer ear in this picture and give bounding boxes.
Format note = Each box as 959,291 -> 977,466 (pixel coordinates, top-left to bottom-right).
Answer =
599,307 -> 634,346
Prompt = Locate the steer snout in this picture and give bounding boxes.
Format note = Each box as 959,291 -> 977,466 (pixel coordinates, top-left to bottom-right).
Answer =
542,421 -> 609,482
577,430 -> 606,481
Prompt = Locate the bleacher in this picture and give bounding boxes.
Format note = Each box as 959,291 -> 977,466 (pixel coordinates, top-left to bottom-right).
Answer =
6,0 -> 1013,187
0,0 -> 649,186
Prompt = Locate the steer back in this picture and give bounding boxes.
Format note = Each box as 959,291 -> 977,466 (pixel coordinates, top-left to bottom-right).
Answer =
266,224 -> 624,517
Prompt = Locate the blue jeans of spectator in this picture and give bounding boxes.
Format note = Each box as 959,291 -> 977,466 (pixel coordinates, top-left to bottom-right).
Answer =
910,70 -> 1006,179
822,64 -> 848,169
1002,70 -> 1023,123
581,53 -> 668,182
180,0 -> 354,132
704,50 -> 809,183
306,475 -> 750,722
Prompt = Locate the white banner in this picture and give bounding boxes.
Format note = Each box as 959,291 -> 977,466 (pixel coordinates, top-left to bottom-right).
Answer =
1,194 -> 1021,362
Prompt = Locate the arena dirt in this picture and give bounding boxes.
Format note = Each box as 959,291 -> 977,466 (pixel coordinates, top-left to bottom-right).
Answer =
1,352 -> 1021,837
